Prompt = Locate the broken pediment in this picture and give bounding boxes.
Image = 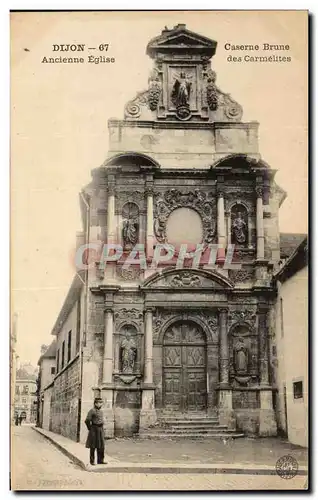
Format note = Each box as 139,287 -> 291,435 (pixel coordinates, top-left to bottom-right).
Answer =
142,269 -> 234,290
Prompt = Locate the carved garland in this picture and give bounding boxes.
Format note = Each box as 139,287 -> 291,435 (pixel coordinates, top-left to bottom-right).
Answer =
153,189 -> 217,244
148,68 -> 162,111
204,69 -> 218,111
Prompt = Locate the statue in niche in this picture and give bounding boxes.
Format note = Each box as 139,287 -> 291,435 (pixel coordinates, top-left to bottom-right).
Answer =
172,71 -> 192,108
122,217 -> 138,249
120,334 -> 137,373
234,338 -> 249,374
122,202 -> 139,250
231,211 -> 248,245
154,214 -> 166,242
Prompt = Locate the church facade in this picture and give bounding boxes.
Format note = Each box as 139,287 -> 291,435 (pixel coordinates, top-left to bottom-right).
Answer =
48,25 -> 287,441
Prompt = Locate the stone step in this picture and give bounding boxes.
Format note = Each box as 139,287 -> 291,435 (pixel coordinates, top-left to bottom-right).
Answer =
160,418 -> 219,424
145,427 -> 239,435
159,413 -> 217,419
139,432 -> 245,439
168,424 -> 230,431
162,421 -> 222,427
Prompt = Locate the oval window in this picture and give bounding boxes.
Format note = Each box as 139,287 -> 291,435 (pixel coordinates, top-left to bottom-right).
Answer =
166,207 -> 203,247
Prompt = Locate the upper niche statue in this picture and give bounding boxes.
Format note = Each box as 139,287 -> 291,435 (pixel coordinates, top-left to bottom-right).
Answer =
172,72 -> 192,108
122,217 -> 138,249
231,212 -> 248,245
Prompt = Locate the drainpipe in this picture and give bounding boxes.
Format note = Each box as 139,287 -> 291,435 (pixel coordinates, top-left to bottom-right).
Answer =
77,190 -> 90,442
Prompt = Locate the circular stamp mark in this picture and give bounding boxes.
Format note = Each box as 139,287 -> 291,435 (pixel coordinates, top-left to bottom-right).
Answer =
276,455 -> 299,479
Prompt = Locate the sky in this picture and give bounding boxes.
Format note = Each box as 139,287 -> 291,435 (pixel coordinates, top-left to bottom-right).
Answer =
10,11 -> 308,366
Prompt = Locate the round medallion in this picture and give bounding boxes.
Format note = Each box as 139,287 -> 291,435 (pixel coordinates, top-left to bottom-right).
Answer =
276,455 -> 299,479
176,106 -> 191,120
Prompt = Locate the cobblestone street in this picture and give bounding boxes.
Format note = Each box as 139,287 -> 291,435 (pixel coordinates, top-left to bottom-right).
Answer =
11,426 -> 307,491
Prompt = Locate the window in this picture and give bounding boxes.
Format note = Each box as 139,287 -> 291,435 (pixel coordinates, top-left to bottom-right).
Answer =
67,330 -> 72,363
280,298 -> 284,338
22,385 -> 29,395
56,349 -> 60,373
22,397 -> 27,404
293,381 -> 303,400
15,386 -> 20,395
51,366 -> 55,375
76,297 -> 81,353
61,341 -> 65,369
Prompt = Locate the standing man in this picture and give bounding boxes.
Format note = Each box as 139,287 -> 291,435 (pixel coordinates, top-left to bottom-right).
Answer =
85,397 -> 107,466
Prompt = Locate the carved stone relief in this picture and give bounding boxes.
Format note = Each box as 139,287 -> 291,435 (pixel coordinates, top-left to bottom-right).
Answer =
228,310 -> 257,329
229,268 -> 254,283
116,266 -> 142,281
115,191 -> 144,214
114,308 -> 143,329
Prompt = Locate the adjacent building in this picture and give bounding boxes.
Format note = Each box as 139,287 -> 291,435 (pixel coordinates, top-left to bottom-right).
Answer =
37,25 -> 307,444
11,313 -> 19,422
37,341 -> 57,429
273,237 -> 308,447
14,365 -> 38,423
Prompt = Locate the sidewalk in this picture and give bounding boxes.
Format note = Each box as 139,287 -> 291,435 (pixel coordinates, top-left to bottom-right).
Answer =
32,427 -> 308,475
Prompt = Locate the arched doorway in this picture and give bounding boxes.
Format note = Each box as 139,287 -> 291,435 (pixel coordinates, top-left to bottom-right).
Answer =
162,320 -> 207,412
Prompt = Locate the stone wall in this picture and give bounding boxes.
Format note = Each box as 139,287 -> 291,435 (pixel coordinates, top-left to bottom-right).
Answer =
42,386 -> 52,431
50,357 -> 80,441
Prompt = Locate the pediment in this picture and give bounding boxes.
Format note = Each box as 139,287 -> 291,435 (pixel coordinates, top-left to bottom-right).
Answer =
147,25 -> 217,58
142,269 -> 234,290
157,33 -> 214,48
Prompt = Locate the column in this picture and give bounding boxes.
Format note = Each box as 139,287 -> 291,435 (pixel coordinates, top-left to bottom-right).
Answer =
144,308 -> 154,384
218,308 -> 235,429
101,306 -> 115,437
103,308 -> 113,384
259,306 -> 270,386
107,177 -> 116,245
217,189 -> 226,261
139,308 -> 157,432
225,210 -> 231,249
146,183 -> 154,260
256,186 -> 265,260
219,308 -> 229,386
258,305 -> 277,436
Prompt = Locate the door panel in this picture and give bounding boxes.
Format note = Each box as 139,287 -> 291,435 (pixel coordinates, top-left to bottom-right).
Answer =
163,321 -> 207,412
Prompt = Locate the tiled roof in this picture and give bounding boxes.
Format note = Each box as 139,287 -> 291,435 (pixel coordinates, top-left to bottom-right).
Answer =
280,233 -> 307,259
37,340 -> 57,365
42,340 -> 56,358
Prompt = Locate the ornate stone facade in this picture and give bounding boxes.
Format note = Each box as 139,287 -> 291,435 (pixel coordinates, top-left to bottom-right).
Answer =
49,25 -> 286,442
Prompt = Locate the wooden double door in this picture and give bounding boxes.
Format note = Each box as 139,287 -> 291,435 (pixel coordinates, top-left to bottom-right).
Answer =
163,320 -> 207,412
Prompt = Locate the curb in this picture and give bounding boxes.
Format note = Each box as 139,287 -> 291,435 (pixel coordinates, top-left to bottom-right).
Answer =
32,427 -> 86,471
88,465 -> 308,475
32,427 -> 308,476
